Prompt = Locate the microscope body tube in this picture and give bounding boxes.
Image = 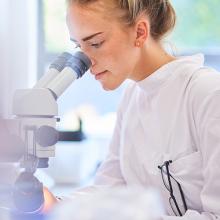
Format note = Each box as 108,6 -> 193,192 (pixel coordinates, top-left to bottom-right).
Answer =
46,67 -> 78,98
46,51 -> 92,99
33,52 -> 72,89
33,68 -> 60,89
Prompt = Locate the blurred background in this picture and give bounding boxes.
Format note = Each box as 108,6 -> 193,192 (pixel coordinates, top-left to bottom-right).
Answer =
1,0 -> 220,197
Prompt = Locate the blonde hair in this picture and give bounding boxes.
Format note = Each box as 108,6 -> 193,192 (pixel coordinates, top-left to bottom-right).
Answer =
67,0 -> 176,40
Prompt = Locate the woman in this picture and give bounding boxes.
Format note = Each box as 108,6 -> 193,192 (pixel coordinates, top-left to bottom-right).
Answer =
45,0 -> 220,218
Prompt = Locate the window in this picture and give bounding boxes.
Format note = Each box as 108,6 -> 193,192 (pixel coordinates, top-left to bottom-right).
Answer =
170,0 -> 220,52
44,0 -> 70,53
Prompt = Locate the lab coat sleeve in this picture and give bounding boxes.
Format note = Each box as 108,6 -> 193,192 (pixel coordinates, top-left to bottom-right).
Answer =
64,92 -> 127,199
92,83 -> 136,187
93,104 -> 126,186
162,79 -> 220,219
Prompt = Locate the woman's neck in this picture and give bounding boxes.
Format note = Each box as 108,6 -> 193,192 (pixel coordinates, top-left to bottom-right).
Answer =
131,39 -> 176,81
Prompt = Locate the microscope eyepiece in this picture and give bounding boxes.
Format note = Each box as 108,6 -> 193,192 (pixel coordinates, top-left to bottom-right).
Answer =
65,51 -> 92,78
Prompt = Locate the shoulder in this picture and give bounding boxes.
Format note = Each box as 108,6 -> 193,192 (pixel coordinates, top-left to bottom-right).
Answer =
189,67 -> 220,102
191,67 -> 220,93
188,67 -> 220,121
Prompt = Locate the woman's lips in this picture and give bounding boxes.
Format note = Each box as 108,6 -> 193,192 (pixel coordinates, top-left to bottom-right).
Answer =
95,70 -> 108,80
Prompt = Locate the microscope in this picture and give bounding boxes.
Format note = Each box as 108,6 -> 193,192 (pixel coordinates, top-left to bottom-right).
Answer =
0,50 -> 91,215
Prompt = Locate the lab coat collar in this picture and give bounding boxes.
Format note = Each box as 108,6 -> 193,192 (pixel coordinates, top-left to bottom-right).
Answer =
137,53 -> 204,95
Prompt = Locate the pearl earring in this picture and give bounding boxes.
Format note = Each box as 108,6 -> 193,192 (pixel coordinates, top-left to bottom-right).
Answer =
136,41 -> 140,47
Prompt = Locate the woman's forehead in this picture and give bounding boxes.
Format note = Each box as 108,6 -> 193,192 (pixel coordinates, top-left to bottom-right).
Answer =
66,3 -> 118,40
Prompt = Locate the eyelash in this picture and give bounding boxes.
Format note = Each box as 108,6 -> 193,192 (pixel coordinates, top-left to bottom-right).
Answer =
90,41 -> 105,48
74,41 -> 105,49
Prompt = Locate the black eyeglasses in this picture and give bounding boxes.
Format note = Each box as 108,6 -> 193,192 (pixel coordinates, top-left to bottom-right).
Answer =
158,160 -> 188,216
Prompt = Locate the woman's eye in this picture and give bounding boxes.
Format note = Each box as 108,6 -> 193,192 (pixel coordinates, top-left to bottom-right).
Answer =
90,41 -> 104,48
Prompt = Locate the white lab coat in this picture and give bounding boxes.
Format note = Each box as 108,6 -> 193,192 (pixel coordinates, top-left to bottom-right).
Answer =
70,54 -> 220,219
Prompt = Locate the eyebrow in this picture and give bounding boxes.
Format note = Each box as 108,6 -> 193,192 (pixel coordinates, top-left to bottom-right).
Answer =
70,32 -> 103,43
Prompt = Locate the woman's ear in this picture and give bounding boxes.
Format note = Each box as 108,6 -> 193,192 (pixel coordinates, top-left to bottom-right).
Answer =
134,19 -> 149,47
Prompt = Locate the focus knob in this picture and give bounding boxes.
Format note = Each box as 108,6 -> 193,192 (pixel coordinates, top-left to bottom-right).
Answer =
35,126 -> 59,147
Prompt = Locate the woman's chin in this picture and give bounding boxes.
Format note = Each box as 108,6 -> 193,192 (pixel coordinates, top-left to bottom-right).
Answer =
101,84 -> 114,91
100,82 -> 121,91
